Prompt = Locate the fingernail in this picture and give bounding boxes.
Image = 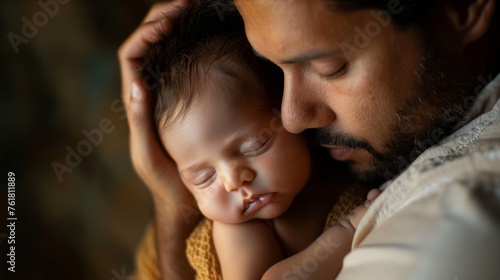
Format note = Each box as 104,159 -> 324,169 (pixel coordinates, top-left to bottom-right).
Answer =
132,83 -> 143,100
364,199 -> 373,208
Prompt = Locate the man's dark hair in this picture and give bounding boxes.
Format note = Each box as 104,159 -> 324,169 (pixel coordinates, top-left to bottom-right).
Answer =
142,0 -> 282,129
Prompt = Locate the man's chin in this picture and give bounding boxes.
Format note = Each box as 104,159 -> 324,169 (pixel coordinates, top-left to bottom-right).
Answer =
346,161 -> 388,188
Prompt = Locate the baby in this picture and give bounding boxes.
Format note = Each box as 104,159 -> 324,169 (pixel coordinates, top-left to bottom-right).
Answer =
142,1 -> 378,279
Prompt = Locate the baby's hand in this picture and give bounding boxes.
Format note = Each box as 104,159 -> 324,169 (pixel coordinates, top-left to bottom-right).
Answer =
338,188 -> 382,231
262,189 -> 383,280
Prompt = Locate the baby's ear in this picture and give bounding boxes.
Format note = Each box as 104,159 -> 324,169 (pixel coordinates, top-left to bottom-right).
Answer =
441,0 -> 496,47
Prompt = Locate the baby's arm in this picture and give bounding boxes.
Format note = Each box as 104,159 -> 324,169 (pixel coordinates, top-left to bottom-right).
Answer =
262,189 -> 381,280
213,220 -> 284,280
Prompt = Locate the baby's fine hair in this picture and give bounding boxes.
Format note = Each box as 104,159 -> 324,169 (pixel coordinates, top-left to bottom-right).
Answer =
142,0 -> 282,130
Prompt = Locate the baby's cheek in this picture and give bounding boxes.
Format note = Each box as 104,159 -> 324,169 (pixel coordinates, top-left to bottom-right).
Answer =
258,151 -> 308,193
191,189 -> 215,212
254,151 -> 287,180
280,135 -> 310,163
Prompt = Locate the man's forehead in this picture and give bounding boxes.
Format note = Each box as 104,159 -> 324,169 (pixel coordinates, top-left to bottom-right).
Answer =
237,0 -> 324,29
237,0 -> 354,62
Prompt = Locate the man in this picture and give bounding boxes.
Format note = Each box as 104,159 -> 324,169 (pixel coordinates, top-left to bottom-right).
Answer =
118,0 -> 500,279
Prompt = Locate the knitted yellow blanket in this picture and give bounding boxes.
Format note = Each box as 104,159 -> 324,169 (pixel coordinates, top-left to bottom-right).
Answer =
133,184 -> 367,280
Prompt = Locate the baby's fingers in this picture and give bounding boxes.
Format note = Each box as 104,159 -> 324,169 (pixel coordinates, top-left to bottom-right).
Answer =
365,188 -> 382,207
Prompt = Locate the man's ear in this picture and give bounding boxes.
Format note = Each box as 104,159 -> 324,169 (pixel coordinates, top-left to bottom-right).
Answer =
443,0 -> 496,46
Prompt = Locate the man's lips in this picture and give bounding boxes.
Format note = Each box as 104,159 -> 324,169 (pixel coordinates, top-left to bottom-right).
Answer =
321,145 -> 354,161
243,193 -> 276,214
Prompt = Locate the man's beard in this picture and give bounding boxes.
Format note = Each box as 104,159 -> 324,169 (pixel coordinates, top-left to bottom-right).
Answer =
316,46 -> 478,187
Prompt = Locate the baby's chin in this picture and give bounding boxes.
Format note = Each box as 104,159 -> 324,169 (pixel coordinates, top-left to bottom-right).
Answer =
204,204 -> 290,224
250,200 -> 292,221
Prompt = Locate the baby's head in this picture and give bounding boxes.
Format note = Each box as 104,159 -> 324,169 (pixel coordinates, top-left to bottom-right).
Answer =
143,1 -> 311,224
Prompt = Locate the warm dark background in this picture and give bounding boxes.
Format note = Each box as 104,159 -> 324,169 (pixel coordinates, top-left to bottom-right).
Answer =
1,1 -> 162,279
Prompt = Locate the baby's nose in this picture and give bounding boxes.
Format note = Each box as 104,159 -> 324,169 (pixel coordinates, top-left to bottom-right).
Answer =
223,167 -> 255,192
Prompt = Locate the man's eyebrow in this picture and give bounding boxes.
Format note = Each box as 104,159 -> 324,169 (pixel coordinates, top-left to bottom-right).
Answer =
252,48 -> 340,64
281,51 -> 334,64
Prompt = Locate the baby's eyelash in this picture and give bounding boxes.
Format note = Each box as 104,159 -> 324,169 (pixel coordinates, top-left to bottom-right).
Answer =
192,170 -> 216,187
241,135 -> 273,157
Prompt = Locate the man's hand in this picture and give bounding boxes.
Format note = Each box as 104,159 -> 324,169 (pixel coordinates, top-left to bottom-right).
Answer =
119,0 -> 191,203
118,1 -> 199,279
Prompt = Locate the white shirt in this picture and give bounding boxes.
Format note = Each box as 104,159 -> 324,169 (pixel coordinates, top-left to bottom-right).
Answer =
338,74 -> 500,280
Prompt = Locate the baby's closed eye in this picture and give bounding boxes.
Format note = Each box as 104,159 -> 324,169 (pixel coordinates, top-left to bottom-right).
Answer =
240,134 -> 274,156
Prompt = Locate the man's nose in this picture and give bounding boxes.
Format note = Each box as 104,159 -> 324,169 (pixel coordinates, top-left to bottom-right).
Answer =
223,166 -> 256,193
281,73 -> 336,133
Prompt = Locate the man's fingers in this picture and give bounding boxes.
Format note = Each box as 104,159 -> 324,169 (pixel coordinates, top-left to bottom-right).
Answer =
126,81 -> 173,181
117,2 -> 197,233
118,1 -> 192,114
119,18 -> 171,108
118,17 -> 172,64
142,0 -> 191,24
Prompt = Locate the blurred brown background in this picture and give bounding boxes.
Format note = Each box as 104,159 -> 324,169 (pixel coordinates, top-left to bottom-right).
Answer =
1,0 -> 162,279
